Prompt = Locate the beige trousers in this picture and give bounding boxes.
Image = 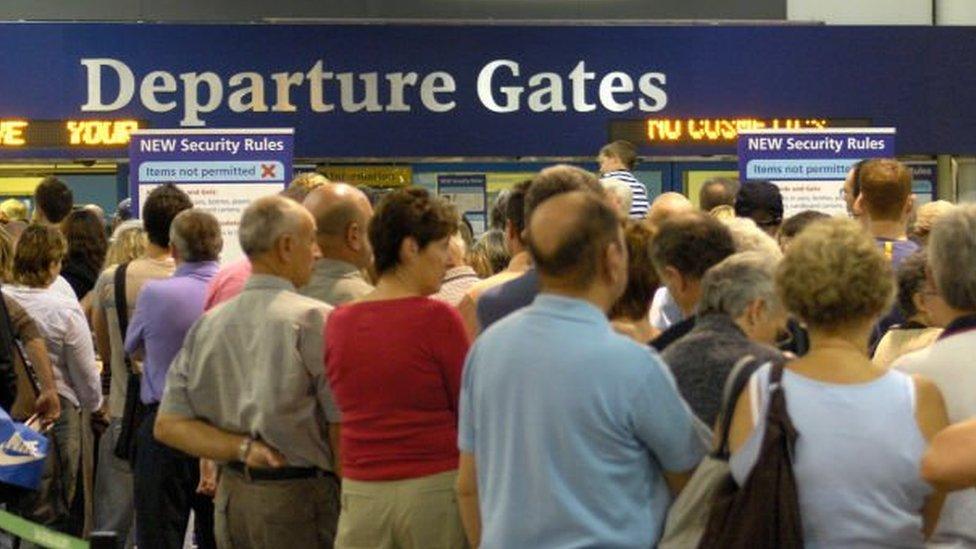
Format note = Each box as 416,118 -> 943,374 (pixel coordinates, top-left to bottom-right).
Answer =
214,467 -> 340,549
335,470 -> 467,549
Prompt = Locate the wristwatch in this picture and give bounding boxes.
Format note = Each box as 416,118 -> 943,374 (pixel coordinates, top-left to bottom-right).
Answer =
238,437 -> 254,463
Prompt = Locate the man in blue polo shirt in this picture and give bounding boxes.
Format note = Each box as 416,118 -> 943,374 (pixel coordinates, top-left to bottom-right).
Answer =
456,189 -> 705,549
475,164 -> 603,332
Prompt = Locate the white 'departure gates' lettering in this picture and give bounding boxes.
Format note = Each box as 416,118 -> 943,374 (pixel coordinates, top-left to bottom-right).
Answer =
79,58 -> 669,126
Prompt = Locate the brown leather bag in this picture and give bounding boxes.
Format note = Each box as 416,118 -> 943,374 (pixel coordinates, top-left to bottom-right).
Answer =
698,359 -> 804,549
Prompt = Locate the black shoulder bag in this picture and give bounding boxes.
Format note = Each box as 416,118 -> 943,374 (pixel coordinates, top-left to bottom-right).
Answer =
112,262 -> 146,462
699,357 -> 804,549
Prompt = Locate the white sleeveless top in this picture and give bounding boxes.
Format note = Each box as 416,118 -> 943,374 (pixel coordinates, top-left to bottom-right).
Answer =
730,364 -> 931,549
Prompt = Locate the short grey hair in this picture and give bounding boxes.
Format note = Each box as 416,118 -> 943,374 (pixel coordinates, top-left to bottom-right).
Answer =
929,203 -> 976,311
699,251 -> 781,318
723,217 -> 783,261
238,195 -> 307,257
600,177 -> 633,215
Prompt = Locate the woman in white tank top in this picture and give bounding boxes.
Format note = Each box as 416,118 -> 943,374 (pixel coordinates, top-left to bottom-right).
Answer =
726,218 -> 949,548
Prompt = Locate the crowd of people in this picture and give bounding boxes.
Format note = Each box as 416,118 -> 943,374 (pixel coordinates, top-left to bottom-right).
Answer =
0,144 -> 974,548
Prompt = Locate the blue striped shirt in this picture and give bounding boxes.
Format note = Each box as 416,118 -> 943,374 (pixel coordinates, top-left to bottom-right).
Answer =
601,170 -> 649,219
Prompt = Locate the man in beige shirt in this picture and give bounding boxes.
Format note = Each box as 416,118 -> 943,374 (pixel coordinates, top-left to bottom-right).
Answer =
458,180 -> 532,338
91,183 -> 192,548
300,183 -> 375,306
156,195 -> 342,548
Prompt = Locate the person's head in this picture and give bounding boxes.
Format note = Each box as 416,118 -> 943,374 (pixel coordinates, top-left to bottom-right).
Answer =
369,188 -> 459,295
894,251 -> 940,326
843,160 -> 866,219
912,200 -> 954,245
525,165 -> 604,223
169,209 -> 223,264
109,198 -> 133,235
699,177 -> 739,212
526,191 -> 626,309
778,210 -> 829,251
446,229 -> 468,270
598,140 -> 638,173
650,211 -> 736,316
142,184 -> 193,249
600,177 -> 633,218
0,227 -> 13,283
33,176 -> 73,225
105,221 -> 147,268
856,158 -> 913,225
489,190 -> 511,231
609,221 -> 659,321
62,209 -> 108,275
734,181 -> 783,236
928,203 -> 976,316
646,192 -> 694,227
699,252 -> 787,345
777,218 -> 893,339
468,229 -> 510,277
289,172 -> 329,193
503,180 -> 531,253
303,183 -> 374,269
239,195 -> 319,288
722,217 -> 783,261
0,199 -> 27,223
13,224 -> 67,288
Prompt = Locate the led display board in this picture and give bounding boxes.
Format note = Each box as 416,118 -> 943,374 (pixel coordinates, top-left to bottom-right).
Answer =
609,118 -> 872,147
0,119 -> 144,149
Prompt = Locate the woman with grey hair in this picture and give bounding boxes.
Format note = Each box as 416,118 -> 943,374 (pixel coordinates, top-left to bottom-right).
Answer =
660,251 -> 787,426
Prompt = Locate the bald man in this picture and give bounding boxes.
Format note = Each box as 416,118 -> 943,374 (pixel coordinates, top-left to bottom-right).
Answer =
301,183 -> 375,305
646,192 -> 694,227
477,164 -> 604,331
456,191 -> 704,548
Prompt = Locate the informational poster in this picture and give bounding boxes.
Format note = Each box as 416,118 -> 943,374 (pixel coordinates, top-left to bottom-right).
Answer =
319,165 -> 412,188
906,161 -> 938,205
129,128 -> 293,263
738,128 -> 895,217
438,174 -> 488,235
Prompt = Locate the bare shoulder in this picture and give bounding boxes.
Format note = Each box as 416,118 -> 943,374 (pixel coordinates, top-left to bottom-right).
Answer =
911,373 -> 949,441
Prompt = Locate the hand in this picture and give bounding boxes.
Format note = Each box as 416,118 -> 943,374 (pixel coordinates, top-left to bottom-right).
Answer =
197,459 -> 218,496
33,390 -> 61,422
244,440 -> 286,469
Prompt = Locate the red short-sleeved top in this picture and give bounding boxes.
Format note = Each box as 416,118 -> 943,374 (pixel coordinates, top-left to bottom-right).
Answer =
325,296 -> 470,481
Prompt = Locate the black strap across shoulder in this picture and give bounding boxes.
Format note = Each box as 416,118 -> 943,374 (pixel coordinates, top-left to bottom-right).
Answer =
714,353 -> 786,460
113,262 -> 135,375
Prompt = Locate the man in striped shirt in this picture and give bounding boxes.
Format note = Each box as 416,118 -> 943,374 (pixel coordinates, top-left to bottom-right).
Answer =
598,140 -> 649,219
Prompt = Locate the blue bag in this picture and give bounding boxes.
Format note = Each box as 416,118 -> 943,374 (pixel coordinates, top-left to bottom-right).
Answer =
0,407 -> 47,490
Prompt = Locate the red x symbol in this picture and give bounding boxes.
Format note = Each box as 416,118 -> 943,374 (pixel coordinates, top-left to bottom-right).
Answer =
261,164 -> 276,178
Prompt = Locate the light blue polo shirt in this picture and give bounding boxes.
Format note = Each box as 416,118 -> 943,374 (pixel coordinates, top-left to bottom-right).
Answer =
459,294 -> 706,549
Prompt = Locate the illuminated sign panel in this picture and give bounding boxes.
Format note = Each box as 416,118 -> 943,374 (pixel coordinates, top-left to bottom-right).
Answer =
609,118 -> 872,147
0,119 -> 144,148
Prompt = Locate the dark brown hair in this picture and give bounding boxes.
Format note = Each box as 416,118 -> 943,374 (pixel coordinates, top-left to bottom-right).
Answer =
62,209 -> 108,276
369,188 -> 459,275
610,221 -> 660,320
650,211 -> 736,280
599,140 -> 638,170
34,176 -> 73,223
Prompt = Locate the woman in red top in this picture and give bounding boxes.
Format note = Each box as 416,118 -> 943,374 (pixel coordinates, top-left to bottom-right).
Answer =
327,188 -> 471,548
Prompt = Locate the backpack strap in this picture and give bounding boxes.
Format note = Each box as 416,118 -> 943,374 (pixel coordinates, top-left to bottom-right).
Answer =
113,262 -> 135,375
